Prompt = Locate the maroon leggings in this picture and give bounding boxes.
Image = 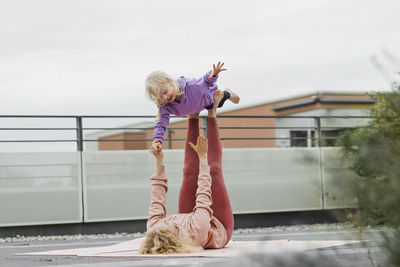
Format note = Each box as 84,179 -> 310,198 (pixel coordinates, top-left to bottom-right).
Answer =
178,118 -> 234,243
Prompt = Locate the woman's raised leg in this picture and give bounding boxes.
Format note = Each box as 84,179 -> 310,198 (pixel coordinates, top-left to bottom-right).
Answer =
178,113 -> 200,213
207,90 -> 234,243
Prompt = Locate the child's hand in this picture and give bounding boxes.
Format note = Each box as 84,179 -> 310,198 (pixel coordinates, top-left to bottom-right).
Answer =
150,141 -> 162,155
189,136 -> 208,159
209,61 -> 227,78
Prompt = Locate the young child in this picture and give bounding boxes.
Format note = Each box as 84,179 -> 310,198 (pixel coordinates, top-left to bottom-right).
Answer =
145,62 -> 240,154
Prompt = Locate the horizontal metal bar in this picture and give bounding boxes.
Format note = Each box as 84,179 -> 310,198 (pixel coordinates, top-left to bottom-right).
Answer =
0,140 -> 77,143
80,115 -> 373,119
0,126 -> 362,131
0,115 -> 374,119
81,127 -> 205,130
79,115 -> 157,118
0,128 -> 77,131
0,136 -> 342,143
221,137 -> 317,140
84,139 -> 180,142
216,115 -> 373,119
0,115 -> 371,147
80,126 -> 318,131
0,115 -> 78,118
84,137 -> 320,142
82,127 -> 152,130
319,126 -> 364,129
87,126 -> 362,131
167,126 -> 319,130
218,126 -> 317,130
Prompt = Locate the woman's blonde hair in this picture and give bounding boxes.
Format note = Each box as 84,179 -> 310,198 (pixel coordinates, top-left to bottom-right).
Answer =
145,71 -> 182,120
139,227 -> 203,254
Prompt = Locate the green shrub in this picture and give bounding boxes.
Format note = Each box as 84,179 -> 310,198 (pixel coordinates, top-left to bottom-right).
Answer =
338,90 -> 400,266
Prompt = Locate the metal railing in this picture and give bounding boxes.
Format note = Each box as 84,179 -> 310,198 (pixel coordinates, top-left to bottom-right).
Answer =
0,114 -> 373,227
0,115 -> 373,151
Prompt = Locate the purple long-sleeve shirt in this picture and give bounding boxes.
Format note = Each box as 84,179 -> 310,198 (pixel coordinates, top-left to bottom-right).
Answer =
153,71 -> 218,143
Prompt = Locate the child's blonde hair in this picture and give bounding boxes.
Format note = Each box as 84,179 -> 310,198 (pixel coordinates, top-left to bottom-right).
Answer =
139,227 -> 203,254
145,71 -> 182,120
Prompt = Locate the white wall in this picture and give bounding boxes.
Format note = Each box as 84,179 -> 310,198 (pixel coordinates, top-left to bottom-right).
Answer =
0,147 -> 356,227
0,152 -> 82,227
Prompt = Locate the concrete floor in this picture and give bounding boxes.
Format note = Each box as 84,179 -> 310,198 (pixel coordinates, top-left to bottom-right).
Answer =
1,228 -> 388,267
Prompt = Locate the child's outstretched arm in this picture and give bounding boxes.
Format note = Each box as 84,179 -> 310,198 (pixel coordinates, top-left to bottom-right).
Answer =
151,110 -> 171,154
200,61 -> 227,88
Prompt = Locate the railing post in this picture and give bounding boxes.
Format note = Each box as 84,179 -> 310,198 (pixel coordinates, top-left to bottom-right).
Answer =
315,116 -> 325,209
76,117 -> 83,152
76,116 -> 85,222
167,129 -> 172,149
314,117 -> 322,147
202,116 -> 208,137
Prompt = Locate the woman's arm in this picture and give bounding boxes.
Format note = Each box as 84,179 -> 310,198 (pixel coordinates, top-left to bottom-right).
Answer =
189,137 -> 214,220
146,151 -> 168,229
190,136 -> 228,248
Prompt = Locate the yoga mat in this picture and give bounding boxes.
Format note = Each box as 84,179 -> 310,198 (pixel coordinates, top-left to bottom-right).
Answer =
15,238 -> 362,258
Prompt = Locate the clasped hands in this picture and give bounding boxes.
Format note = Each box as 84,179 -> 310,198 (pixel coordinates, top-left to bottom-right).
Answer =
150,136 -> 207,159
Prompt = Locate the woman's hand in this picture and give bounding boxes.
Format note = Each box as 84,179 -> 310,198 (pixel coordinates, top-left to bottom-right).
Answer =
189,136 -> 208,160
209,61 -> 227,78
154,149 -> 164,161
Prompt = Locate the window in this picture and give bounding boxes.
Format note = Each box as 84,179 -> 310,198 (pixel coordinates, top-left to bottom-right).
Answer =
290,129 -> 345,147
290,131 -> 308,147
311,129 -> 345,147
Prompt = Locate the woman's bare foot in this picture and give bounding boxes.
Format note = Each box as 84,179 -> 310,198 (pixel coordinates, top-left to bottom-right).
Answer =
226,89 -> 240,104
189,112 -> 200,119
209,90 -> 224,118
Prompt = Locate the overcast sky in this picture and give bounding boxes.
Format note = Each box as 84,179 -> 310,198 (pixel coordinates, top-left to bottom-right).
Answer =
1,0 -> 400,118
